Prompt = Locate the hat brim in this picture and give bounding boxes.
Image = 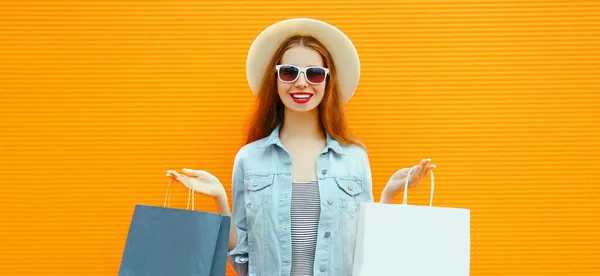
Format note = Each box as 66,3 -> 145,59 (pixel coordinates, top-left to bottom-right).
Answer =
246,18 -> 360,103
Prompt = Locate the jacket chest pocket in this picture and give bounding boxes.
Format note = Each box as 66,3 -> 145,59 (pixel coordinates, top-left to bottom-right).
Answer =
335,177 -> 363,217
244,174 -> 275,215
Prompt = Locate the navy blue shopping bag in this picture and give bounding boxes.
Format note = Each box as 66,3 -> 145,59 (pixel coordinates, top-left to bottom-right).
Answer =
118,180 -> 231,276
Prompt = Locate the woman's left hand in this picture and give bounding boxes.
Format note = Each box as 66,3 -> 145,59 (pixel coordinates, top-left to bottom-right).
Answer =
381,158 -> 436,202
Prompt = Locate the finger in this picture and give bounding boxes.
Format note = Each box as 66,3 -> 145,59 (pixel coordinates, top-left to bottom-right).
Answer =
167,170 -> 181,181
181,168 -> 201,178
166,170 -> 189,187
401,168 -> 410,175
422,165 -> 432,176
424,158 -> 433,172
409,165 -> 423,186
166,170 -> 179,179
422,166 -> 429,178
410,165 -> 422,176
420,159 -> 428,172
409,167 -> 420,183
422,165 -> 431,174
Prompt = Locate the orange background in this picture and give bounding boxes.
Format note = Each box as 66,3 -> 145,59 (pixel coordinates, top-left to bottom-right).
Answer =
1,1 -> 599,275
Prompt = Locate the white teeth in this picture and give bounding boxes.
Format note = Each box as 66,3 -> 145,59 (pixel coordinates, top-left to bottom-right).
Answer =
292,94 -> 312,99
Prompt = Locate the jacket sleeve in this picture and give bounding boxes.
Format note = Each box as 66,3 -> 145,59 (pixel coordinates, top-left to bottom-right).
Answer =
228,149 -> 249,276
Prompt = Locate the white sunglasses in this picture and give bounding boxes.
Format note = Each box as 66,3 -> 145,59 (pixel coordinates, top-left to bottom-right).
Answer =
275,64 -> 330,85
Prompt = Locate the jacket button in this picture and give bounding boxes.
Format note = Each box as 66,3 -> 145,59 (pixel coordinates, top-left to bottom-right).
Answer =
324,231 -> 331,238
321,169 -> 327,175
348,185 -> 353,191
320,265 -> 327,272
327,199 -> 333,205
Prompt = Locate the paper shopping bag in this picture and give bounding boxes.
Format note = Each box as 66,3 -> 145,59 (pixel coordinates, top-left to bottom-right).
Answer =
118,180 -> 231,276
353,168 -> 470,276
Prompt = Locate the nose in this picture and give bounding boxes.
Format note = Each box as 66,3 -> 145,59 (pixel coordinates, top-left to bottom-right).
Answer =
294,72 -> 308,88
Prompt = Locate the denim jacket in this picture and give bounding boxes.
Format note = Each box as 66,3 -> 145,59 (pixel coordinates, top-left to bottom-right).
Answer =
228,123 -> 374,276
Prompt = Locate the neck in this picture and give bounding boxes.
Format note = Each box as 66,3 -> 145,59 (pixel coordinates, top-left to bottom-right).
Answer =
280,108 -> 325,142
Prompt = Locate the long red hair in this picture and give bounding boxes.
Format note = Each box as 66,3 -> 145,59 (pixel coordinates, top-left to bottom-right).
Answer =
244,35 -> 365,149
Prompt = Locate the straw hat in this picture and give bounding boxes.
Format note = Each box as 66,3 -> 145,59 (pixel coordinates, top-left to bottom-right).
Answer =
246,18 -> 361,103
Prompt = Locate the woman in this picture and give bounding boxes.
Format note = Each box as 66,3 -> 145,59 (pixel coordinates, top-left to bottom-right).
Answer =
166,18 -> 435,276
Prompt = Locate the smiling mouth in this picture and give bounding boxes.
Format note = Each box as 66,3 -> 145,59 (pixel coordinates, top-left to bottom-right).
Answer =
290,93 -> 313,103
291,93 -> 312,99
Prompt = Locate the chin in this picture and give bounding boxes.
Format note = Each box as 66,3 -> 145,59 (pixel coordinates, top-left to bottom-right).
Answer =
284,102 -> 319,112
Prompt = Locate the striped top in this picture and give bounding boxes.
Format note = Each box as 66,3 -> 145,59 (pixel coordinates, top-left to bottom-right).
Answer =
290,181 -> 321,276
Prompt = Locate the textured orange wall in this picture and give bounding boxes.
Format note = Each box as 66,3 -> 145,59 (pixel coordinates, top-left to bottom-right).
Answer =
1,1 -> 599,275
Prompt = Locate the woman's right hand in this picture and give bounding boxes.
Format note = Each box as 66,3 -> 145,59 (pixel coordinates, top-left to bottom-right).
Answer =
165,168 -> 226,199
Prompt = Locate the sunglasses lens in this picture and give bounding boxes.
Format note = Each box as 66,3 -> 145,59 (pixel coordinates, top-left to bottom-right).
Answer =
278,65 -> 299,82
307,68 -> 327,83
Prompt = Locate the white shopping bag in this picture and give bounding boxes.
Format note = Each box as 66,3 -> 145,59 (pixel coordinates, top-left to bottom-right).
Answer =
353,168 -> 470,276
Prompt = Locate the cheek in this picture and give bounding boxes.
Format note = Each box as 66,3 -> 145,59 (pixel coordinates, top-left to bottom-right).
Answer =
277,82 -> 290,95
314,85 -> 326,97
